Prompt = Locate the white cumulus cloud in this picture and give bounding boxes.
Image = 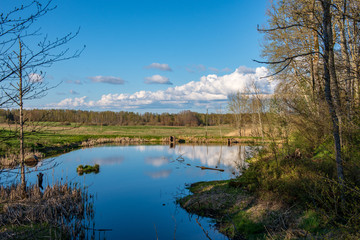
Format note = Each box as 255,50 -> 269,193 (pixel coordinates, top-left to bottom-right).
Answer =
50,66 -> 274,111
145,75 -> 172,85
28,73 -> 43,83
57,96 -> 88,107
145,63 -> 172,71
88,76 -> 125,85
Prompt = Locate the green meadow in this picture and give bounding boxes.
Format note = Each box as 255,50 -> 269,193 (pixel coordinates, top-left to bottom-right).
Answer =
0,123 -> 238,157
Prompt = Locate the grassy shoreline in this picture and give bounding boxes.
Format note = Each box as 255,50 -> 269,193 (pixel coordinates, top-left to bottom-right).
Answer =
0,123 -> 261,159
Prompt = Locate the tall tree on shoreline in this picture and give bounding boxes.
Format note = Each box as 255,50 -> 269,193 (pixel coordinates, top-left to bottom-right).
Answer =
257,0 -> 360,188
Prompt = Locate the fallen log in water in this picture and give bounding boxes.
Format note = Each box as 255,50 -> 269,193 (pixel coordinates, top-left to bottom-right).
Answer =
196,166 -> 224,172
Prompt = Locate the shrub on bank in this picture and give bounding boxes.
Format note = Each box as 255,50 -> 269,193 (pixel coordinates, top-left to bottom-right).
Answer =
236,133 -> 360,238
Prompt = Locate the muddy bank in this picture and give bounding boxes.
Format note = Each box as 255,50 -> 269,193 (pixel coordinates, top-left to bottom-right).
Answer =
178,180 -> 310,240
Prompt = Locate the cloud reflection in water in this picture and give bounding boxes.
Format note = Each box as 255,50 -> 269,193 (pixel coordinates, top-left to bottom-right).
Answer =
174,146 -> 247,168
145,169 -> 172,179
144,156 -> 171,167
92,156 -> 125,165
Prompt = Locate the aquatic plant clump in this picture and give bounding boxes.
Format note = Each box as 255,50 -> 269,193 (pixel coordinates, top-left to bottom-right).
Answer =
0,183 -> 94,239
77,164 -> 100,175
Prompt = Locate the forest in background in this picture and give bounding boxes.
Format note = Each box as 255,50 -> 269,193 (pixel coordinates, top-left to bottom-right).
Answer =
0,108 -> 241,127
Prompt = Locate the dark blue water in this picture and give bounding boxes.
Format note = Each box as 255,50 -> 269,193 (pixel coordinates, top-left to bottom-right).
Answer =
26,144 -> 253,239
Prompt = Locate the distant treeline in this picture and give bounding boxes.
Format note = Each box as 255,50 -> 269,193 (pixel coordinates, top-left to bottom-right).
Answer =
0,109 -> 240,127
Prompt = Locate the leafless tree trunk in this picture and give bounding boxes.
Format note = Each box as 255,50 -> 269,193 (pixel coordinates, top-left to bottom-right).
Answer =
338,0 -> 353,120
228,91 -> 249,137
18,40 -> 26,197
251,82 -> 265,142
321,0 -> 344,186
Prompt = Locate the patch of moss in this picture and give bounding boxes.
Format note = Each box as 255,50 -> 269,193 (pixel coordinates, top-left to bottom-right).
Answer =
187,180 -> 230,193
299,210 -> 322,233
221,211 -> 265,239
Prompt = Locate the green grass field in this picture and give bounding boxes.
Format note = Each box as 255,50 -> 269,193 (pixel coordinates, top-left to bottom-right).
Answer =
0,123 -> 239,157
62,124 -> 236,137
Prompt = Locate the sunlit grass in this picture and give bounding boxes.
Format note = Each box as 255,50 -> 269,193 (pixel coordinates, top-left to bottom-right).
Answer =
0,123 -> 241,157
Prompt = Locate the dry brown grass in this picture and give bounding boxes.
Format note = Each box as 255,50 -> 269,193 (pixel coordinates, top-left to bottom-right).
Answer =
80,137 -> 149,147
0,183 -> 94,239
0,151 -> 44,169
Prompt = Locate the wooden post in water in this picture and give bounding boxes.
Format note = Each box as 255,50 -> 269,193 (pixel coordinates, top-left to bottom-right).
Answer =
170,136 -> 176,148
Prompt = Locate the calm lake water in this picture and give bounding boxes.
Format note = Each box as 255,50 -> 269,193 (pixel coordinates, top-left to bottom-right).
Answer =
25,144 -> 256,239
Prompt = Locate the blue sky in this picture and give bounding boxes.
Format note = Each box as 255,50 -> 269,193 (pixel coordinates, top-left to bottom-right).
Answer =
3,0 -> 272,113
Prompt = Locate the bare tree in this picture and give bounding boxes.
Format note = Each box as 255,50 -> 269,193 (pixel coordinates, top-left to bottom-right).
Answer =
228,90 -> 249,137
0,1 -> 55,86
249,80 -> 265,142
0,1 -> 83,197
321,0 -> 344,187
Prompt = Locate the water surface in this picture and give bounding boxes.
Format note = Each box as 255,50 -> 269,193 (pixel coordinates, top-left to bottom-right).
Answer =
27,144 -> 255,239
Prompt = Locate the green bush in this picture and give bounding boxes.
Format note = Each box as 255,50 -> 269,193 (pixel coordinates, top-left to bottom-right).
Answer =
299,210 -> 322,233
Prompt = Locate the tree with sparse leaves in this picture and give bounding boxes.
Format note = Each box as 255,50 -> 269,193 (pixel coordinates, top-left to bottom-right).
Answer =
257,0 -> 360,190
